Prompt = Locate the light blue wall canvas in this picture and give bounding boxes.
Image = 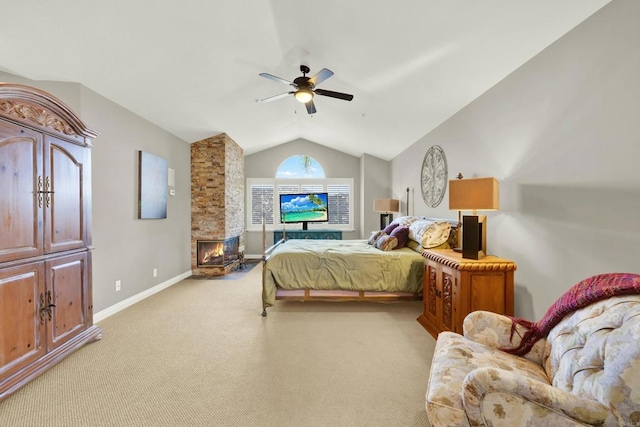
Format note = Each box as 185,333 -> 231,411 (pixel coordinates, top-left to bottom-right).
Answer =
138,151 -> 168,219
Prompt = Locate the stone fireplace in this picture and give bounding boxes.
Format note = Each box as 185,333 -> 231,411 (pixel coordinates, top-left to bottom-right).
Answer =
191,133 -> 244,277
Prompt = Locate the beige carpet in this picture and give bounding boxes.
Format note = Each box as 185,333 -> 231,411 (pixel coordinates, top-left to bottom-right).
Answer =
0,262 -> 436,427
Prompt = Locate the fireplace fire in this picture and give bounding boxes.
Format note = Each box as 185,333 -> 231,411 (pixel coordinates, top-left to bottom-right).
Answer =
197,237 -> 239,268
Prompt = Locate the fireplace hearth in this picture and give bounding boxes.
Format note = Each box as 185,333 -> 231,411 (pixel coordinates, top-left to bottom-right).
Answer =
197,237 -> 239,269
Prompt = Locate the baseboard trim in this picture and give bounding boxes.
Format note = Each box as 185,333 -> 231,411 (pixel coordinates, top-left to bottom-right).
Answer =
93,270 -> 193,323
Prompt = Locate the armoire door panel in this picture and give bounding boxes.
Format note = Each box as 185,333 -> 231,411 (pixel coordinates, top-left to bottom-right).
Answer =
0,121 -> 43,263
44,136 -> 86,253
46,253 -> 87,350
0,262 -> 46,379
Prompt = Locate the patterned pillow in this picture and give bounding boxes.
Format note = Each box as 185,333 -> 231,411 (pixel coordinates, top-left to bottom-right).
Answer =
405,239 -> 423,253
406,238 -> 450,253
390,226 -> 410,248
375,234 -> 398,251
367,230 -> 385,245
408,220 -> 452,248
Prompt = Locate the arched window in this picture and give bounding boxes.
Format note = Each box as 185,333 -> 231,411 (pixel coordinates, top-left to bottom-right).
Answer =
247,154 -> 353,231
275,155 -> 325,178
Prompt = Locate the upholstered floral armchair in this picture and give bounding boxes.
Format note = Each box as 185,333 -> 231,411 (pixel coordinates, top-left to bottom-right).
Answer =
425,273 -> 640,427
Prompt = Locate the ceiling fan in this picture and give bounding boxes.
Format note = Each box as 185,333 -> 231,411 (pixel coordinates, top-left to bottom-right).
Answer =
257,65 -> 354,114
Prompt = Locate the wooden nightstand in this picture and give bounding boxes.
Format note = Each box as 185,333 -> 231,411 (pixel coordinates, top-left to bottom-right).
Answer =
417,249 -> 516,339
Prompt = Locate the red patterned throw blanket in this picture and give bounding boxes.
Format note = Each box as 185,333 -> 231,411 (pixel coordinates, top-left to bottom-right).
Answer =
501,273 -> 640,356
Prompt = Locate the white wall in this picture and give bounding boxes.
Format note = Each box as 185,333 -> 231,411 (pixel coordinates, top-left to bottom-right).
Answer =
391,0 -> 640,319
0,72 -> 192,313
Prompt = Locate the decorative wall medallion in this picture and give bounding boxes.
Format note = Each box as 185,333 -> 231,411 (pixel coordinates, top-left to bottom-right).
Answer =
420,145 -> 448,208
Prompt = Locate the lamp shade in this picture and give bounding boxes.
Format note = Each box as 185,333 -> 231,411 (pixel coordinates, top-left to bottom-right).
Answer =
449,177 -> 499,211
373,198 -> 400,213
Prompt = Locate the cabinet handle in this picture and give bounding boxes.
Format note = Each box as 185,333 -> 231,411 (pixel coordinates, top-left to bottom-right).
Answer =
39,293 -> 46,325
44,176 -> 53,207
37,176 -> 44,208
38,291 -> 56,324
436,290 -> 442,297
47,290 -> 55,307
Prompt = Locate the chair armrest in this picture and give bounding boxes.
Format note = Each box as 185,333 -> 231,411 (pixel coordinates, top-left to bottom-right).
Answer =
463,367 -> 614,426
463,311 -> 546,365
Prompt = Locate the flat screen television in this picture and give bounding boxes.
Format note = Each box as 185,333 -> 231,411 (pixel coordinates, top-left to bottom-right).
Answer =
279,192 -> 329,230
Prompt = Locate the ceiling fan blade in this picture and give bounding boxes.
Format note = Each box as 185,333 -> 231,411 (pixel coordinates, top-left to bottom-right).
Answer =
315,88 -> 354,101
305,100 -> 317,115
256,92 -> 293,103
259,73 -> 295,87
308,68 -> 334,87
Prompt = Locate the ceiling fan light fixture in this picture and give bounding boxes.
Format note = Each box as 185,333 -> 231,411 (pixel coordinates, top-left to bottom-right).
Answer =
258,66 -> 353,114
294,88 -> 314,104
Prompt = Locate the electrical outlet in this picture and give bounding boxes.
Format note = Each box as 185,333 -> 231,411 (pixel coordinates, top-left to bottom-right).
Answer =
153,268 -> 158,278
115,280 -> 121,292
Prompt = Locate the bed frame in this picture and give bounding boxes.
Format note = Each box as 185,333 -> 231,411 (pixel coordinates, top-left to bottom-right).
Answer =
259,187 -> 458,315
260,237 -> 421,316
260,217 -> 459,316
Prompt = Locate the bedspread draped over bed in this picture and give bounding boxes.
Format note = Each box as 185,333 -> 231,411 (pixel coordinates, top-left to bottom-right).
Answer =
262,239 -> 425,308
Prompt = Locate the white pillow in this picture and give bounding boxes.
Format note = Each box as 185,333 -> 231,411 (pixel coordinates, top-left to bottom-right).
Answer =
388,216 -> 419,230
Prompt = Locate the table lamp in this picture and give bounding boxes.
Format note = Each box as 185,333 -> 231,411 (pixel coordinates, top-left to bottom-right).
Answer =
373,198 -> 400,229
449,177 -> 499,259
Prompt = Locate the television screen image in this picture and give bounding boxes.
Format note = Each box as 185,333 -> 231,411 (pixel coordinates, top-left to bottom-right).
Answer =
279,193 -> 329,229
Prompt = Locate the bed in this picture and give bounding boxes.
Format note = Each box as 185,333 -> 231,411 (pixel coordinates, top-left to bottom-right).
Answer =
261,217 -> 458,315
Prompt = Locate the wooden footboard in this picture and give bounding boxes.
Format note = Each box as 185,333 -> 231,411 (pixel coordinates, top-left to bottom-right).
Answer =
275,288 -> 421,302
261,287 -> 421,316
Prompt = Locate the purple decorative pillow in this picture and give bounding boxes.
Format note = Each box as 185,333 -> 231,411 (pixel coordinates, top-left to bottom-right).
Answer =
390,226 -> 410,248
383,222 -> 399,234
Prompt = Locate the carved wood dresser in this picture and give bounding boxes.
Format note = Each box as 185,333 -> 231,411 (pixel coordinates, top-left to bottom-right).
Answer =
418,248 -> 516,339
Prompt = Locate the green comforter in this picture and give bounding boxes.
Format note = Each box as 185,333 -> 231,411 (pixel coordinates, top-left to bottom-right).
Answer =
262,239 -> 424,307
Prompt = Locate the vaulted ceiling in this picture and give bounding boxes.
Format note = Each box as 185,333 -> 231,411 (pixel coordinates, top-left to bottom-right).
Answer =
1,1 -> 609,160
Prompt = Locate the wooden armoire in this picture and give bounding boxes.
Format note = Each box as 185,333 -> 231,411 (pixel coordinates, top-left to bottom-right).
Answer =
0,83 -> 102,401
